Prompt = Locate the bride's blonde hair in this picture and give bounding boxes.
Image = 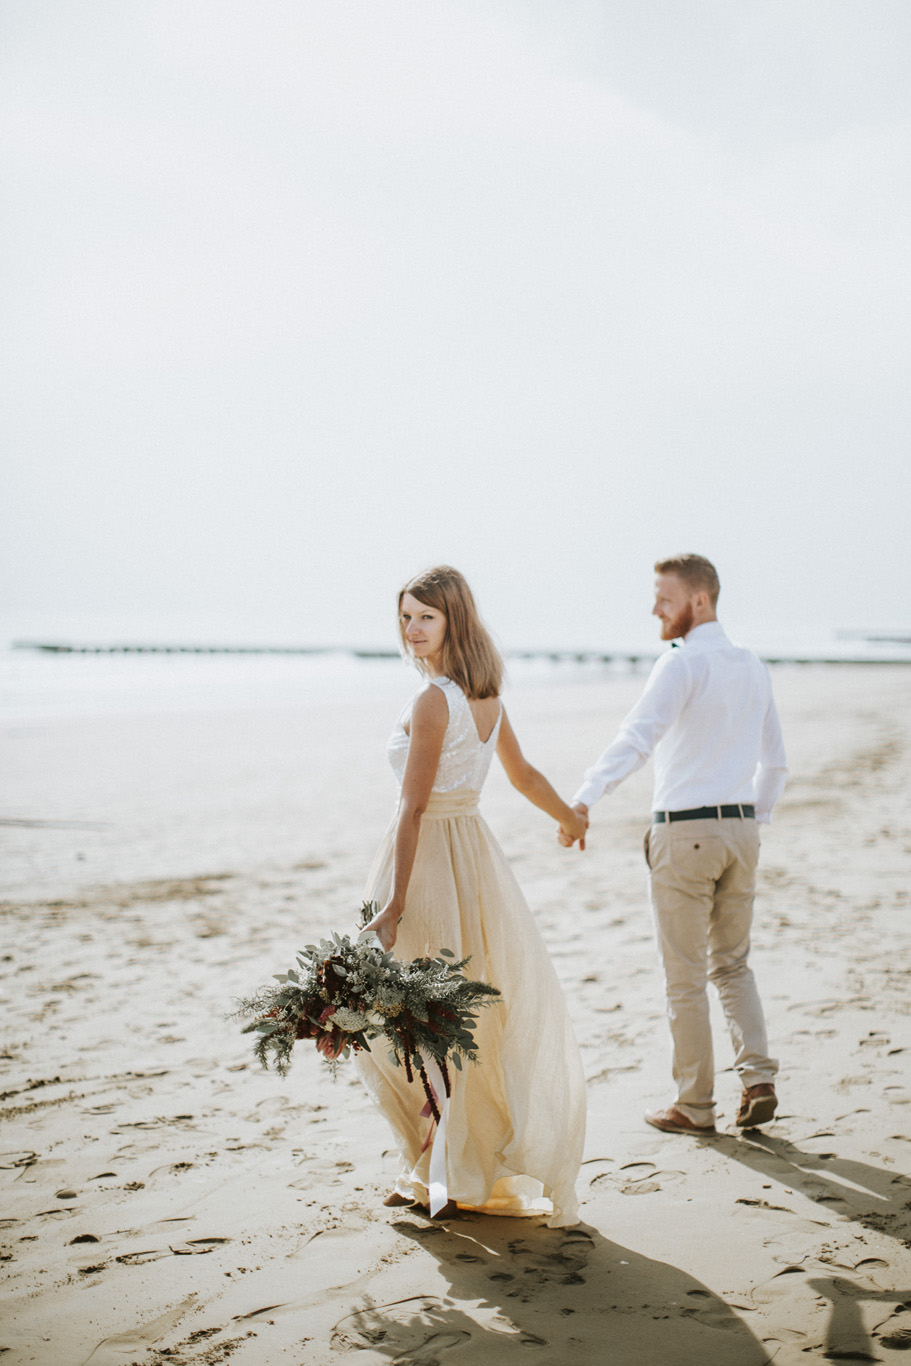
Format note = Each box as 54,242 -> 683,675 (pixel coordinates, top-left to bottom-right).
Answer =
398,565 -> 504,700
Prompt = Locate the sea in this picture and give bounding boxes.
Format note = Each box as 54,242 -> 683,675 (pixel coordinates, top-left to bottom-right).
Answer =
1,619 -> 908,724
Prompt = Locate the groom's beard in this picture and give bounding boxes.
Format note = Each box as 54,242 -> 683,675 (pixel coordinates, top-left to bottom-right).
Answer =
661,602 -> 695,641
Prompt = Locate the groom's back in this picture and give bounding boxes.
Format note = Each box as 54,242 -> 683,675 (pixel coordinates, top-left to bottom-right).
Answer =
654,636 -> 773,811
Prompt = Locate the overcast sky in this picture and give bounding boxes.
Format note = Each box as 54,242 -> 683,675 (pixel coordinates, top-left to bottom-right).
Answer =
2,1 -> 909,650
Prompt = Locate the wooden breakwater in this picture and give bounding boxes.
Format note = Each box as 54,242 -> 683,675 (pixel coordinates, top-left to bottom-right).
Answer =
12,641 -> 399,659
11,641 -> 911,667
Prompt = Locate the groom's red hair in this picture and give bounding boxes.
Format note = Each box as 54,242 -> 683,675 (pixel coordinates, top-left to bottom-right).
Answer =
654,554 -> 720,607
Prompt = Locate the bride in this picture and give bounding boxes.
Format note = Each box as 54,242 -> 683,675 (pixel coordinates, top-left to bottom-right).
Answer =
357,566 -> 587,1227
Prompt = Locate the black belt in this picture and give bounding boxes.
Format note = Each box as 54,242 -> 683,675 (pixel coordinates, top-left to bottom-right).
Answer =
652,804 -> 755,823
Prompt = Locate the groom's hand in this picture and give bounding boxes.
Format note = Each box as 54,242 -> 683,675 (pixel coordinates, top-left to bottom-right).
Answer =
558,803 -> 589,850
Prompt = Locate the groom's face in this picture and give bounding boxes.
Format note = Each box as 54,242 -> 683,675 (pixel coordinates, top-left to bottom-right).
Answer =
652,574 -> 695,642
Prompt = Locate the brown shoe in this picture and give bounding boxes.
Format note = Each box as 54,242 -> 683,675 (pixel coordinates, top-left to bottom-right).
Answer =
645,1106 -> 716,1135
736,1083 -> 777,1128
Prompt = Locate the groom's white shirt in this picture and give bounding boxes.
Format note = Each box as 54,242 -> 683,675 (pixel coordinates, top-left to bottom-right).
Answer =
572,621 -> 788,821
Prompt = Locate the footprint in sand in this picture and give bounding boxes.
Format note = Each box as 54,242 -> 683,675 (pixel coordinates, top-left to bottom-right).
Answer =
858,1031 -> 891,1047
332,1293 -> 551,1358
72,1253 -> 109,1275
331,1295 -> 471,1357
144,1160 -> 196,1186
753,1264 -> 902,1362
116,1248 -> 172,1265
169,1237 -> 232,1255
823,1256 -> 890,1275
589,1160 -> 684,1196
806,1275 -> 911,1361
80,1293 -> 198,1365
734,1197 -> 830,1239
498,1228 -> 595,1299
880,1327 -> 911,1350
750,1264 -> 810,1307
679,1288 -> 758,1334
0,1151 -> 37,1171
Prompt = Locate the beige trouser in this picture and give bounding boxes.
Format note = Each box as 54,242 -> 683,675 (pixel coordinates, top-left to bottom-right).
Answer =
645,816 -> 778,1126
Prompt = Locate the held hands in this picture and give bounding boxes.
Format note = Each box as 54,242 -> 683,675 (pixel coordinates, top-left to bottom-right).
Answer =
557,803 -> 589,851
361,900 -> 402,952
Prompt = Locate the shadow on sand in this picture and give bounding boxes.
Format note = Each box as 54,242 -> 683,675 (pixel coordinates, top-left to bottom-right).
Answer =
330,1215 -> 771,1365
720,1130 -> 911,1246
718,1130 -> 911,1359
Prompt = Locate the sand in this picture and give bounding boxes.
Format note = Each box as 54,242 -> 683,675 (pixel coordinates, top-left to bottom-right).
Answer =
1,663 -> 910,1365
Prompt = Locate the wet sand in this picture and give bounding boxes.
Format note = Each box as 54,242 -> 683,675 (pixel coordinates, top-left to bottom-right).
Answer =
1,664 -> 910,1364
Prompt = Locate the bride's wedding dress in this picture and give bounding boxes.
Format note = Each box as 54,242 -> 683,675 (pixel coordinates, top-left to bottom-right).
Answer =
356,676 -> 586,1227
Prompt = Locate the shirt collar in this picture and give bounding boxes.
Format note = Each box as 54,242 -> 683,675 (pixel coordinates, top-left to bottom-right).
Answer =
680,620 -> 728,650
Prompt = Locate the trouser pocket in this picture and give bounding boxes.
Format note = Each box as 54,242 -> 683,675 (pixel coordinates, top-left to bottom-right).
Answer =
669,830 -> 724,879
643,827 -> 652,869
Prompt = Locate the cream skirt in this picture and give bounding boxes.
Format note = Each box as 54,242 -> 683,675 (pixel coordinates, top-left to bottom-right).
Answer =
355,790 -> 585,1228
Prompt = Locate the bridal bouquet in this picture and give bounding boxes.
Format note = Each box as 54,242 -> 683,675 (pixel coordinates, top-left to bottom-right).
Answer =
231,903 -> 501,1119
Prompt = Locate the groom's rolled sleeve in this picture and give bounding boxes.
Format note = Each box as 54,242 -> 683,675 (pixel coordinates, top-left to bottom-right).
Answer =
572,653 -> 685,810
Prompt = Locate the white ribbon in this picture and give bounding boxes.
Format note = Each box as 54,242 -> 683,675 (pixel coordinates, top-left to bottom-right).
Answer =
422,1056 -> 450,1216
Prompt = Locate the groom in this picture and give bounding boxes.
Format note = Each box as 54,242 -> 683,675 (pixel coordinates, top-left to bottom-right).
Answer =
562,555 -> 787,1134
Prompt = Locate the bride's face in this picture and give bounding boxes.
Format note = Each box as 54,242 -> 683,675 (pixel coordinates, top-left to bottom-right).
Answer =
400,591 -> 447,669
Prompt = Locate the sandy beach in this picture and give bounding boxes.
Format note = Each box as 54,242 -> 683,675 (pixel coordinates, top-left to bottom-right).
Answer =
2,661 -> 910,1365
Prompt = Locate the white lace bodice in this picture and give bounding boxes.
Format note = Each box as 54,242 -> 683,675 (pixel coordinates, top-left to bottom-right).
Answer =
387,676 -> 502,794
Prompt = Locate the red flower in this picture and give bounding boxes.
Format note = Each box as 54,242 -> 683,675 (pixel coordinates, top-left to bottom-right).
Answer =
316,1032 -> 346,1060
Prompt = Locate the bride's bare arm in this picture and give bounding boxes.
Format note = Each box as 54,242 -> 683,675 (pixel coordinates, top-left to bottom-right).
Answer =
496,709 -> 587,849
363,685 -> 448,950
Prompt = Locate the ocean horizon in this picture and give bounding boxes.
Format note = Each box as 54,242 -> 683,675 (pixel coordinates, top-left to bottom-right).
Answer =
1,623 -> 909,724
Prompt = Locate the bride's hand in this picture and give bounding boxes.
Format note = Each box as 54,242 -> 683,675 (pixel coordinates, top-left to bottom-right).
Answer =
558,804 -> 588,850
362,900 -> 402,951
